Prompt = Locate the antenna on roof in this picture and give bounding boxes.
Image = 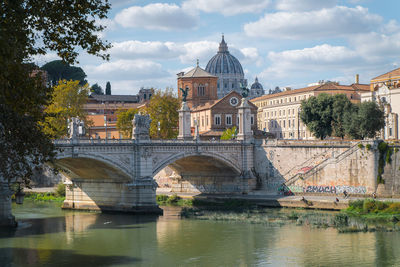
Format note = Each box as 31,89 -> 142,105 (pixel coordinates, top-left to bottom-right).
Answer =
196,59 -> 199,66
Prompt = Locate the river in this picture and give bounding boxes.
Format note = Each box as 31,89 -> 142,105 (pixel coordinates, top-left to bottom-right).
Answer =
0,201 -> 400,266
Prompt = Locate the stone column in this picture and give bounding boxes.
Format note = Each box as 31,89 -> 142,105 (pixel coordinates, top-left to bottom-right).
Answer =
0,182 -> 17,227
237,98 -> 253,141
178,102 -> 192,140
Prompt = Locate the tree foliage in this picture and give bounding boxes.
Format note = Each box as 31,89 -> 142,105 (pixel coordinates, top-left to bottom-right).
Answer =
116,108 -> 138,139
0,0 -> 110,185
42,80 -> 91,138
344,101 -> 385,139
331,94 -> 353,139
301,93 -> 385,140
106,81 -> 111,95
300,93 -> 333,140
220,126 -> 237,140
91,83 -> 104,95
145,88 -> 180,139
41,60 -> 87,86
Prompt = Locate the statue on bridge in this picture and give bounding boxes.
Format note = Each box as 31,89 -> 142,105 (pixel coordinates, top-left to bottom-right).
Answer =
179,87 -> 189,102
132,113 -> 151,140
68,117 -> 85,139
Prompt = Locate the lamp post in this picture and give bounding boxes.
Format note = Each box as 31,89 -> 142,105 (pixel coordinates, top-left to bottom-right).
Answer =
104,115 -> 108,141
157,121 -> 161,139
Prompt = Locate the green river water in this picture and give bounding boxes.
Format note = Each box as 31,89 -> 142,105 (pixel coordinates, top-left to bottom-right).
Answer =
1,201 -> 400,267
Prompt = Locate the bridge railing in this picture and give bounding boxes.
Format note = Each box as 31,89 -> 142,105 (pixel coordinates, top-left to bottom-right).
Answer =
53,138 -> 247,145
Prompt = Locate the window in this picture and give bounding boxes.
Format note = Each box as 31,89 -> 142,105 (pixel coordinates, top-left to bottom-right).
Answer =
251,115 -> 254,125
201,116 -> 204,127
214,114 -> 221,125
288,120 -> 291,127
232,83 -> 234,89
224,83 -> 227,88
206,115 -> 209,126
283,120 -> 285,128
143,94 -> 146,100
226,114 -> 232,125
198,84 -> 205,96
294,97 -> 296,101
293,119 -> 295,128
390,128 -> 393,136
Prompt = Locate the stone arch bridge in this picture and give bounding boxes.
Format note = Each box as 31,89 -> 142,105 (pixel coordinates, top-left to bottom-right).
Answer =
55,138 -> 255,214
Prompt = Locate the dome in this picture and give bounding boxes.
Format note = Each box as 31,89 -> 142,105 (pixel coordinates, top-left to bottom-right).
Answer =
251,77 -> 263,90
205,35 -> 244,76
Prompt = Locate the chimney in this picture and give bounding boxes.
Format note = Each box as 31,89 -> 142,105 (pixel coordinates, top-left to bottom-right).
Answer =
355,74 -> 359,84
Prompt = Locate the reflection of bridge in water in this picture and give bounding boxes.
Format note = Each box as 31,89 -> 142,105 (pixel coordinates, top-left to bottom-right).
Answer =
54,138 -> 255,214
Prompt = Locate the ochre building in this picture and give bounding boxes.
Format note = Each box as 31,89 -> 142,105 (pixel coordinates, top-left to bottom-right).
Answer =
251,80 -> 369,139
361,68 -> 400,139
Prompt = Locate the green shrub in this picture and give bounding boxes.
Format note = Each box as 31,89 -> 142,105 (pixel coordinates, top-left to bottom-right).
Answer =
55,183 -> 66,197
156,194 -> 169,204
363,199 -> 377,213
384,202 -> 400,214
366,144 -> 372,151
166,194 -> 180,204
358,143 -> 364,149
348,199 -> 364,212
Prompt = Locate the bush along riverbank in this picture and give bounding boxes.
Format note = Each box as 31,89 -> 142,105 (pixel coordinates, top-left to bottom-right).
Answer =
15,183 -> 66,203
179,198 -> 400,233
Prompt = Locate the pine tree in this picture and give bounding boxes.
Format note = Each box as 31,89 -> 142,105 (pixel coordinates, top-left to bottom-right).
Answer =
106,81 -> 111,95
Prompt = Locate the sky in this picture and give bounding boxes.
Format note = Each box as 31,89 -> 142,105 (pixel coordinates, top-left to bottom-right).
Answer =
35,0 -> 400,95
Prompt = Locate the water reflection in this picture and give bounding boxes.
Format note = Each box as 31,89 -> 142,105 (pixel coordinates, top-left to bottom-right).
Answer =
1,202 -> 400,266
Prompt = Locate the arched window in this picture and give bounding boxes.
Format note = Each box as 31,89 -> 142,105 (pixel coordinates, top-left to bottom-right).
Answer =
198,84 -> 205,96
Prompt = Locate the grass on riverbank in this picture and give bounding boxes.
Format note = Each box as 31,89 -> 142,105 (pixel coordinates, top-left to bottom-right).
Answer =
23,192 -> 65,202
344,199 -> 400,221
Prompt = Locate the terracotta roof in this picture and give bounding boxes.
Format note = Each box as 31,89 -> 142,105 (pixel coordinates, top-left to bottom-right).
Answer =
179,65 -> 217,78
89,94 -> 139,103
251,85 -> 320,102
191,91 -> 257,112
371,67 -> 400,81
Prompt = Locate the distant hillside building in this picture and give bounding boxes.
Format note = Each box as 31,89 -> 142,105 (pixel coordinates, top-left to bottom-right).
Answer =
251,80 -> 369,139
361,69 -> 400,139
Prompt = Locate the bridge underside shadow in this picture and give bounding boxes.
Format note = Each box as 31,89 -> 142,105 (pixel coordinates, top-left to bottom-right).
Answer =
55,157 -> 162,214
155,155 -> 245,194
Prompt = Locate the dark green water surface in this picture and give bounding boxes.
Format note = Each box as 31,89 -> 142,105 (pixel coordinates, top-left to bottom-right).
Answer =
1,201 -> 400,266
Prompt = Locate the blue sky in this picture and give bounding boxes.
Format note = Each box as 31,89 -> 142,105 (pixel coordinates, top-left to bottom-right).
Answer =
35,0 -> 400,95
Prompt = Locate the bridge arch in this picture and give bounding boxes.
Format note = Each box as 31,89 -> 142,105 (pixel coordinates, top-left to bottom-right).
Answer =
153,151 -> 241,176
55,154 -> 131,180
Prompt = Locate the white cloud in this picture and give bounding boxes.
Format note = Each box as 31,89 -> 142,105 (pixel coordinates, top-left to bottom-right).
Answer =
275,0 -> 337,11
110,41 -> 180,60
85,59 -> 170,81
244,6 -> 382,39
349,32 -> 400,61
114,3 -> 198,31
239,47 -> 263,66
261,44 -> 361,79
179,41 -> 218,64
182,0 -> 270,16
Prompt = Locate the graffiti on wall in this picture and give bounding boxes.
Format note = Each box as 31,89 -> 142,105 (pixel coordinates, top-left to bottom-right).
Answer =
285,185 -> 367,194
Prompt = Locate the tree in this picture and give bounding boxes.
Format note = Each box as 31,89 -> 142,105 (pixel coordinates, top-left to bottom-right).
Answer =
300,93 -> 334,140
91,83 -> 104,95
345,101 -> 385,139
105,81 -> 111,95
221,126 -> 237,140
116,108 -> 138,139
145,88 -> 180,139
42,80 -> 91,138
41,60 -> 87,86
0,0 -> 110,226
331,94 -> 353,139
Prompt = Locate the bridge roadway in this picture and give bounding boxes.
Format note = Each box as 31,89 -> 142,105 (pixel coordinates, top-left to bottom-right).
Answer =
53,138 -> 256,214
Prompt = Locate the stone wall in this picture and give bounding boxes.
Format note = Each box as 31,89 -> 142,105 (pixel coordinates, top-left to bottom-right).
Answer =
254,140 -> 378,196
377,145 -> 400,197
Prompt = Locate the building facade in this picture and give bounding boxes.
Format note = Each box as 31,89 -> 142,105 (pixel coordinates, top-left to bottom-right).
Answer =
177,63 -> 218,109
361,68 -> 400,139
251,81 -> 369,139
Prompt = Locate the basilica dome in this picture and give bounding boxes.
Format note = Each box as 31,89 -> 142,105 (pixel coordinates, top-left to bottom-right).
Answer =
205,36 -> 244,75
205,35 -> 246,98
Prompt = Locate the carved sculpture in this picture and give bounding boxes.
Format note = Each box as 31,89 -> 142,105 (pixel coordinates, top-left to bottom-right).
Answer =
239,83 -> 249,98
179,87 -> 189,102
